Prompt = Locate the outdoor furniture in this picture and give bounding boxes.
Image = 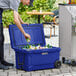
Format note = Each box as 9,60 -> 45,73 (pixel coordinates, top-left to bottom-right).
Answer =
26,11 -> 54,23
27,11 -> 55,38
43,10 -> 59,38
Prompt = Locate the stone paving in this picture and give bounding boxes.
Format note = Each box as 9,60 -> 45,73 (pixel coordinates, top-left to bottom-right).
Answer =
1,26 -> 76,76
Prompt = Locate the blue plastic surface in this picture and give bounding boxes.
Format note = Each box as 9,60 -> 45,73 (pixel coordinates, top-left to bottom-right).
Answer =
9,24 -> 46,49
9,24 -> 61,71
15,47 -> 60,71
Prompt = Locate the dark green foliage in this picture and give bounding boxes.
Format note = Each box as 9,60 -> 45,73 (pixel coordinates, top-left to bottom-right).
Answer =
48,0 -> 56,9
46,44 -> 52,48
24,44 -> 30,49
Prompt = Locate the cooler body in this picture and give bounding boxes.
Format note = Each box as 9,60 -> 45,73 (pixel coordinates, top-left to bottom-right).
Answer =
15,47 -> 60,71
9,24 -> 61,71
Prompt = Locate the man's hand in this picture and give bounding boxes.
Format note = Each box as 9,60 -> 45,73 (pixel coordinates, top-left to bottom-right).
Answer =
22,0 -> 30,5
24,33 -> 31,40
25,0 -> 30,5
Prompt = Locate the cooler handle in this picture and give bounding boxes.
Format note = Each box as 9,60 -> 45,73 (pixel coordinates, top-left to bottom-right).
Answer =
41,52 -> 48,55
17,54 -> 25,69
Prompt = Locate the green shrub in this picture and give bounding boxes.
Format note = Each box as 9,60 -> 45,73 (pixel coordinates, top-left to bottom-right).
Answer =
2,0 -> 57,27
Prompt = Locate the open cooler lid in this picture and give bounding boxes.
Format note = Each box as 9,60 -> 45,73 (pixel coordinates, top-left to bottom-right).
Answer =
9,24 -> 46,49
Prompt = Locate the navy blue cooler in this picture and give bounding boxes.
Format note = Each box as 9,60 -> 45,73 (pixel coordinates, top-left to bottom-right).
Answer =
9,24 -> 61,71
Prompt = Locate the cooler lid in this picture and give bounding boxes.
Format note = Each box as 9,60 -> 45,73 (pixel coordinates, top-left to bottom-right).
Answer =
9,24 -> 46,49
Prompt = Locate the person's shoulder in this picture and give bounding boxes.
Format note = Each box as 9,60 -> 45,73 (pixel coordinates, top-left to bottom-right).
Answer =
10,0 -> 20,12
15,0 -> 21,4
10,0 -> 20,4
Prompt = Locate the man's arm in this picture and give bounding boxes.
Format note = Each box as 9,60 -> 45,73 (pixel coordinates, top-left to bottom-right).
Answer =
13,11 -> 31,39
18,14 -> 27,24
18,13 -> 29,25
18,14 -> 24,24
